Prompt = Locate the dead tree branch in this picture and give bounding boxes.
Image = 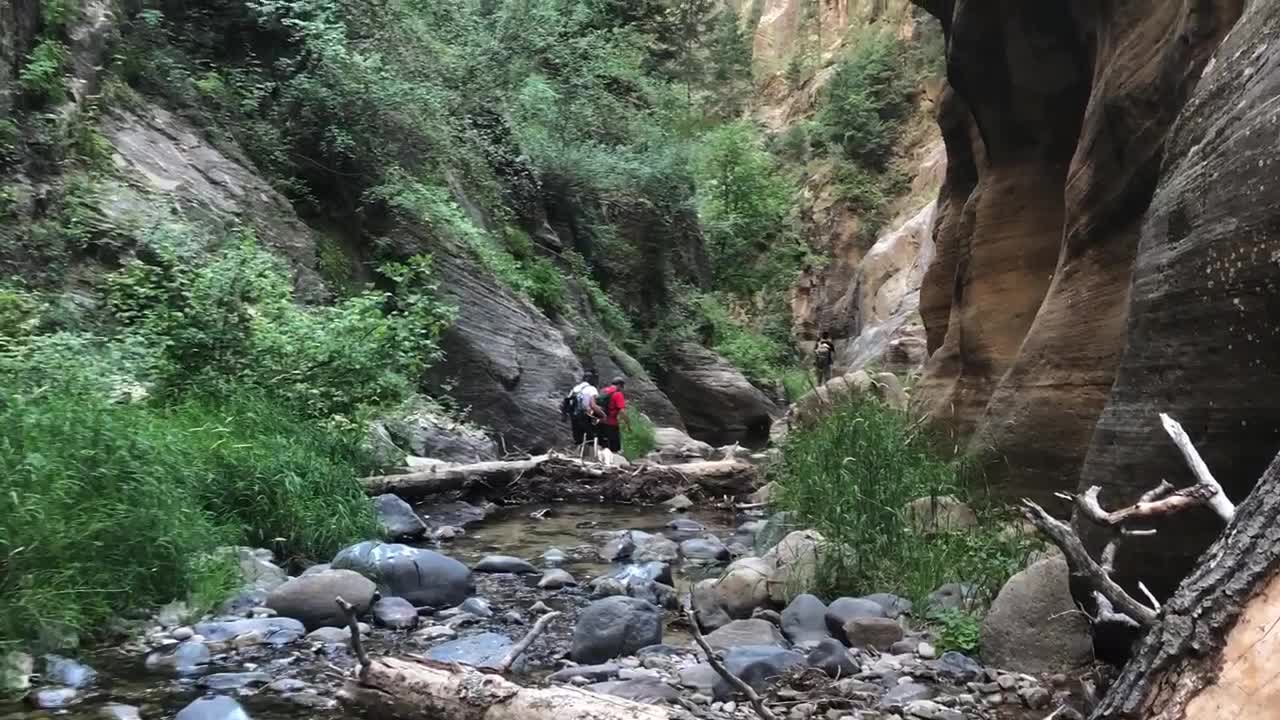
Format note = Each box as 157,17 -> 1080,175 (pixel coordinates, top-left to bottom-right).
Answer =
335,596 -> 369,675
1160,412 -> 1235,521
495,611 -> 560,673
685,606 -> 777,720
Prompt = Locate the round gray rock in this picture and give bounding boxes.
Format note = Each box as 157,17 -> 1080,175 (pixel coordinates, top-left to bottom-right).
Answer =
373,494 -> 427,540
704,619 -> 786,650
781,593 -> 830,647
372,596 -> 419,629
680,537 -> 730,563
843,617 -> 904,651
981,556 -> 1092,674
538,568 -> 577,589
475,555 -> 539,574
175,696 -> 252,720
572,597 -> 664,664
265,569 -> 376,629
332,541 -> 472,608
825,597 -> 886,638
806,638 -> 856,678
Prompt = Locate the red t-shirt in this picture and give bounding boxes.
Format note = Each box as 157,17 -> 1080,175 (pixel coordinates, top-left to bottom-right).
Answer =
599,386 -> 627,426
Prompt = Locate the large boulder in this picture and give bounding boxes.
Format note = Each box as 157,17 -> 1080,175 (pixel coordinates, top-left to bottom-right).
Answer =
331,541 -> 472,608
715,557 -> 774,619
762,530 -> 824,604
373,494 -> 427,541
265,570 -> 375,630
380,400 -> 498,463
981,557 -> 1092,673
572,597 -> 664,664
704,619 -> 786,650
781,594 -> 831,647
659,343 -> 779,446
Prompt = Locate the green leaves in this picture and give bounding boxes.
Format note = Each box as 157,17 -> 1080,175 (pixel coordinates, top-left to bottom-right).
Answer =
18,39 -> 70,105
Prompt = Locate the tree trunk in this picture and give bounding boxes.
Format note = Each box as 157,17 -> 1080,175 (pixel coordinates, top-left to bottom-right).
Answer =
339,657 -> 673,720
363,455 -> 761,503
1092,450 -> 1280,719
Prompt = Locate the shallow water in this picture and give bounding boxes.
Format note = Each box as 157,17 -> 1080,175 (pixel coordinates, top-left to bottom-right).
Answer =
0,502 -> 750,720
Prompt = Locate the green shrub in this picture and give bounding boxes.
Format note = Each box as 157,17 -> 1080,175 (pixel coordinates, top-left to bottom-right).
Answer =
621,411 -> 657,461
931,608 -> 982,654
780,366 -> 816,402
18,39 -> 69,105
817,29 -> 914,170
775,396 -> 1035,606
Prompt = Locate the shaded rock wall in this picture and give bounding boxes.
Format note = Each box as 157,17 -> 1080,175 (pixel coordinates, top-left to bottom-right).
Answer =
913,0 -> 1244,505
0,0 -> 39,117
661,343 -> 780,446
1078,0 -> 1279,595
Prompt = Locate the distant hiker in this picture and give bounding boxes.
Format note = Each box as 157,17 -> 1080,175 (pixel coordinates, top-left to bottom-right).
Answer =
596,377 -> 628,464
815,331 -> 835,385
563,372 -> 603,450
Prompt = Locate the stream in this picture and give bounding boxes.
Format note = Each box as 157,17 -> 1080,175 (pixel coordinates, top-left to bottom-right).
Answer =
2,501 -> 750,720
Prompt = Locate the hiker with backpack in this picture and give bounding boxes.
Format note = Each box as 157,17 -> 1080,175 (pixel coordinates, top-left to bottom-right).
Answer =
814,331 -> 836,385
562,371 -> 603,451
595,377 -> 627,464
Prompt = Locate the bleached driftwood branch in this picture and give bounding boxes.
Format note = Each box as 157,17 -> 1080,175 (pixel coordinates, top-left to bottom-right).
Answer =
495,611 -> 560,673
686,606 -> 777,720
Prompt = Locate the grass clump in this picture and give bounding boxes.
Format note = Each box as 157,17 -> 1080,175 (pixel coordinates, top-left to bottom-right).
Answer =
775,396 -> 1035,609
621,412 -> 658,461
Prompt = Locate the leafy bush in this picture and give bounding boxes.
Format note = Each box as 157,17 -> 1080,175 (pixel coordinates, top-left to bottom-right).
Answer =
931,608 -> 982,654
775,396 -> 1035,606
18,39 -> 69,105
621,411 -> 657,461
817,29 -> 914,170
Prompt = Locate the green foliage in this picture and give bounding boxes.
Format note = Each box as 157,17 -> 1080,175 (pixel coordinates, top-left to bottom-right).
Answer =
40,0 -> 77,30
18,39 -> 70,105
775,396 -> 1036,606
817,28 -> 914,170
930,608 -> 982,654
106,230 -> 452,419
785,0 -> 820,88
693,121 -> 802,297
706,4 -> 753,118
780,366 -> 817,402
621,411 -> 657,461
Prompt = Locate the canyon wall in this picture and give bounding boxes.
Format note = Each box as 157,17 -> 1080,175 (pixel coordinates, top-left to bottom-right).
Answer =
912,0 -> 1246,512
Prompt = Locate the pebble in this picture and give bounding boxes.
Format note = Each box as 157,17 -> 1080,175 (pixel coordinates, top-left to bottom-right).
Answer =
1020,686 -> 1051,709
916,642 -> 937,659
27,687 -> 79,709
268,678 -> 308,693
791,702 -> 817,719
413,626 -> 457,643
996,674 -> 1018,690
690,693 -> 712,705
724,701 -> 737,713
172,627 -> 194,641
504,611 -> 525,624
529,601 -> 553,615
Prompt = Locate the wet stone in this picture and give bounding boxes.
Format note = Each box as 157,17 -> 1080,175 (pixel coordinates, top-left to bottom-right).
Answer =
43,654 -> 97,688
144,640 -> 211,674
373,596 -> 420,629
99,703 -> 143,720
27,687 -> 79,709
426,632 -> 514,669
475,555 -> 539,574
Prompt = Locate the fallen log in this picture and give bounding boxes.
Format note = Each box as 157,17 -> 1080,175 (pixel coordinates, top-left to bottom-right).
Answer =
339,657 -> 674,720
362,454 -> 760,502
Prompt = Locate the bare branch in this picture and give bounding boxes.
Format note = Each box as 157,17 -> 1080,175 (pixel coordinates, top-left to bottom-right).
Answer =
685,605 -> 777,720
335,596 -> 369,675
1138,582 -> 1161,612
496,611 -> 561,673
1160,413 -> 1235,521
1076,483 -> 1219,526
1021,500 -> 1158,627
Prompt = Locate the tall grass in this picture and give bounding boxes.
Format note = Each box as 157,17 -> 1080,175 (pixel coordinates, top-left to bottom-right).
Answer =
0,387 -> 378,651
621,412 -> 658,461
775,397 -> 1034,607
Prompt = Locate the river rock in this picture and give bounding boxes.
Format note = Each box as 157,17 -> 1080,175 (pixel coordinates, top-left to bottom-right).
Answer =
981,557 -> 1092,674
806,638 -> 857,678
651,426 -> 714,463
825,597 -> 886,637
373,596 -> 419,629
332,541 -> 472,608
632,532 -> 679,563
43,655 -> 97,688
747,481 -> 776,505
27,687 -> 79,709
0,651 -> 33,693
302,563 -> 331,576
306,626 -> 351,644
844,617 -> 903,650
192,618 -> 305,646
667,517 -> 706,535
588,677 -> 681,704
475,555 -> 539,574
925,583 -> 978,613
226,546 -> 287,592
904,699 -> 963,720
425,632 -> 513,669
538,568 -> 577,589
904,496 -> 978,534
863,592 -> 913,618
175,696 -> 252,720
935,651 -> 983,681
144,640 -> 211,673
199,672 -> 271,691
99,703 -> 143,720
705,619 -> 786,650
692,578 -> 732,632
680,537 -> 730,563
572,596 -> 664,664
373,494 -> 427,540
762,530 -> 823,604
543,547 -> 568,566
457,597 -> 493,618
881,682 -> 936,709
660,343 -> 779,445
722,646 -> 806,699
381,402 -> 499,463
598,531 -> 636,562
265,569 -> 375,629
548,663 -> 621,683
782,594 -> 831,646
663,494 -> 694,511
716,556 -> 773,619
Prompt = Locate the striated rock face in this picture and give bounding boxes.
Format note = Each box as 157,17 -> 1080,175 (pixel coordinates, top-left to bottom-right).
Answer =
1078,0 -> 1280,595
912,0 -> 1245,504
737,0 -> 917,75
660,343 -> 780,446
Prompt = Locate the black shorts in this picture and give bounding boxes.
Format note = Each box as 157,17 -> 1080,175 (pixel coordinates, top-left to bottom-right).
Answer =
598,423 -> 621,452
571,415 -> 596,445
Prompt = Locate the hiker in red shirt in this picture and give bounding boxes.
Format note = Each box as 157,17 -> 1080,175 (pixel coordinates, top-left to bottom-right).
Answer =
596,377 -> 627,458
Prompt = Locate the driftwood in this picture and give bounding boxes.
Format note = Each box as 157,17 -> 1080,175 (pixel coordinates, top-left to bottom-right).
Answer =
1024,413 -> 1236,629
339,657 -> 673,720
363,454 -> 759,502
495,611 -> 560,673
686,606 -> 776,720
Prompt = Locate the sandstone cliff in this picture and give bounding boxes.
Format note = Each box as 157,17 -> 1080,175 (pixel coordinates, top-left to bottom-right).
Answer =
912,0 -> 1247,513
